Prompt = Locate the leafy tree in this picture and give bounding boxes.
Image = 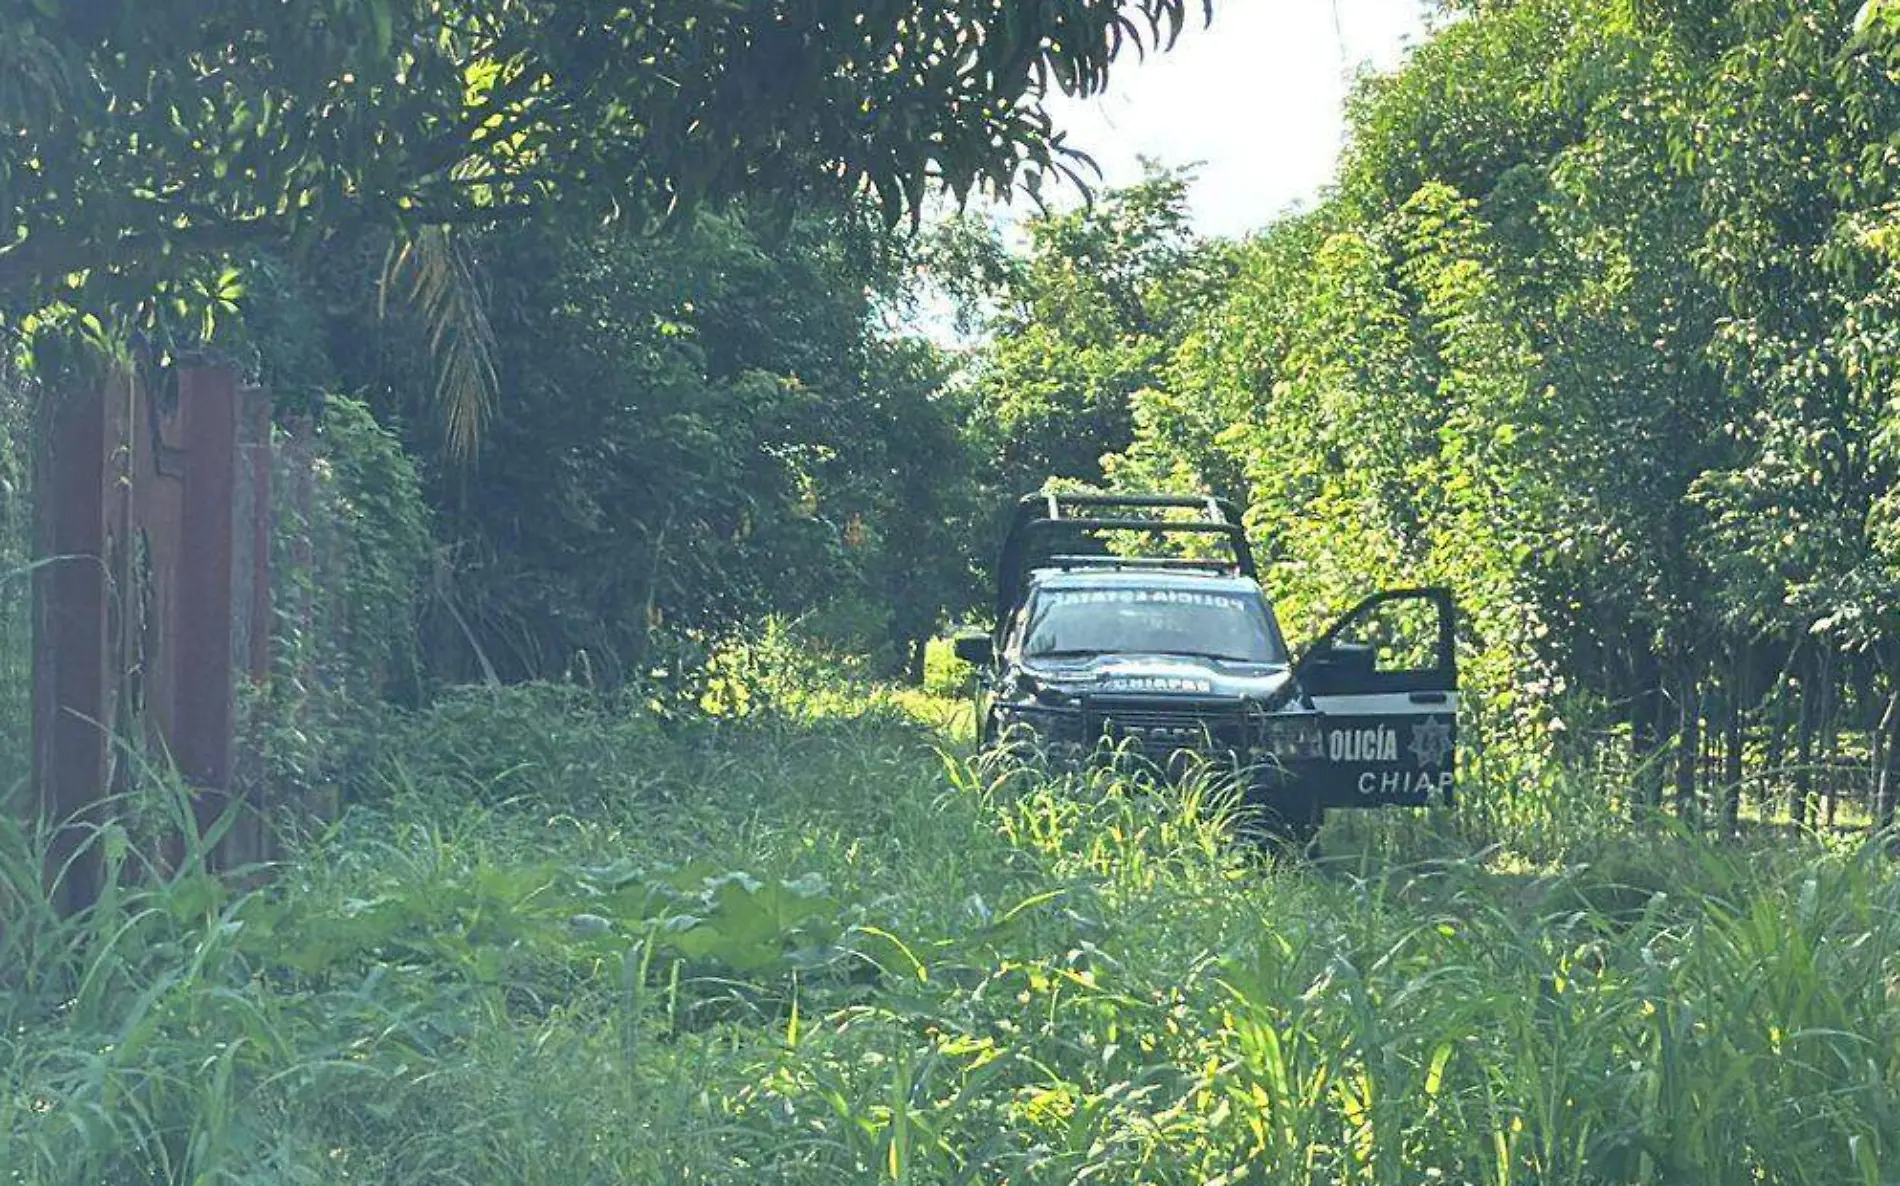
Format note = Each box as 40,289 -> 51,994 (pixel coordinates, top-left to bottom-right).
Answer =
956,169 -> 1238,497
295,204 -> 978,684
1059,0 -> 1900,830
840,337 -> 988,681
1680,0 -> 1900,826
0,0 -> 1214,315
1103,212 -> 1328,507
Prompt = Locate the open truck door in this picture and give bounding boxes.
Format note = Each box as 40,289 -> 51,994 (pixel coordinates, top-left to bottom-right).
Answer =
1295,589 -> 1458,808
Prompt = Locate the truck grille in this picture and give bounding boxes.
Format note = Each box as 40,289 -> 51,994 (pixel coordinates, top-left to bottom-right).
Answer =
1092,701 -> 1251,759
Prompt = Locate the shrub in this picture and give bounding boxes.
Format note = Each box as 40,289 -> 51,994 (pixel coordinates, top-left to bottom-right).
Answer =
250,393 -> 432,803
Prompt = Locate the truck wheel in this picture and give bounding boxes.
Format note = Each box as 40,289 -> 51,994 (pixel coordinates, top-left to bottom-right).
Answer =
1241,798 -> 1324,859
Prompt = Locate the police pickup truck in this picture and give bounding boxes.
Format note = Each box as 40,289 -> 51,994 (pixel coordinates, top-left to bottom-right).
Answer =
955,492 -> 1458,845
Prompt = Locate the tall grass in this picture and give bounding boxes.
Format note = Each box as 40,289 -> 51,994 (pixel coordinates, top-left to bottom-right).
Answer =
4,684 -> 1898,1183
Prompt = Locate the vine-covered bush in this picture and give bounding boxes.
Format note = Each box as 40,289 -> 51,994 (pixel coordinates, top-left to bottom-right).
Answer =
0,364 -> 31,789
253,394 -> 432,803
313,395 -> 433,702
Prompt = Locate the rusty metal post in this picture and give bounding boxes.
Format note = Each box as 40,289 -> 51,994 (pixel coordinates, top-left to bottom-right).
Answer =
134,368 -> 183,783
30,361 -> 280,903
102,371 -> 138,799
31,378 -> 112,914
172,366 -> 239,846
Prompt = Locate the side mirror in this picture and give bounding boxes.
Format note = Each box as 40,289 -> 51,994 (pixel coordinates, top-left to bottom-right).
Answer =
953,634 -> 995,667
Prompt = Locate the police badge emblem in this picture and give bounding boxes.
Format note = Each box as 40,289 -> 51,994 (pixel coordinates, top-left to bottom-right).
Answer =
1408,717 -> 1454,766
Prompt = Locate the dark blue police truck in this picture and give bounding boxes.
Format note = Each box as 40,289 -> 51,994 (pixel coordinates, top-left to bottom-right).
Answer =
955,492 -> 1458,845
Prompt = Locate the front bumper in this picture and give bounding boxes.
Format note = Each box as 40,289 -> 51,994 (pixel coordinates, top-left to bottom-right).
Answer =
990,695 -> 1325,792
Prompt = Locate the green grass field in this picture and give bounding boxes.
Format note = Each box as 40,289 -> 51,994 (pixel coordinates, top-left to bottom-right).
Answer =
4,684 -> 1899,1184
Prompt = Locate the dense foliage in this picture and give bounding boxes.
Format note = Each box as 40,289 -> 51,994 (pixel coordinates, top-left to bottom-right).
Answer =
970,0 -> 1900,831
953,171 -> 1239,496
0,0 -> 1212,315
11,3 -> 1900,1182
257,205 -> 984,686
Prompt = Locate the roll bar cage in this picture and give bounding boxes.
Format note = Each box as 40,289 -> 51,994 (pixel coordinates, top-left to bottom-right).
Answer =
993,492 -> 1258,635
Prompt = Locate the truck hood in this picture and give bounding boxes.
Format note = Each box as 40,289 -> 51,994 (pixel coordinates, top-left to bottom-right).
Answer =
1018,652 -> 1296,705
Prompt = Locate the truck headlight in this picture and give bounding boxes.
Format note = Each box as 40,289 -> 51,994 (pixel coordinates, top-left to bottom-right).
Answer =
1253,715 -> 1323,762
994,705 -> 1083,744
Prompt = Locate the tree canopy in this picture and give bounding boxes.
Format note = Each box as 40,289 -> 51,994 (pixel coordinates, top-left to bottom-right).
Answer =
0,0 -> 1211,314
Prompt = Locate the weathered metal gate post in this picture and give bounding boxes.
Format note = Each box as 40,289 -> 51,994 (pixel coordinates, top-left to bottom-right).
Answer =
171,366 -> 240,843
31,361 -> 276,912
30,374 -> 125,914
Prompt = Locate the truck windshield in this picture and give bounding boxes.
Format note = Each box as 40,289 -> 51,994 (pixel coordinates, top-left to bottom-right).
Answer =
1022,587 -> 1287,663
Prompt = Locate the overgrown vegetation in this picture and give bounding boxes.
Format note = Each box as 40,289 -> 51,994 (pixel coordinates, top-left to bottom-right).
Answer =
245,393 -> 436,809
964,0 -> 1900,831
8,0 -> 1900,1180
5,685 -> 1899,1184
325,209 -> 985,685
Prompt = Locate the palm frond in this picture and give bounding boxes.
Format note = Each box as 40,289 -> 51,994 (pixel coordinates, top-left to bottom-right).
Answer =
381,226 -> 498,460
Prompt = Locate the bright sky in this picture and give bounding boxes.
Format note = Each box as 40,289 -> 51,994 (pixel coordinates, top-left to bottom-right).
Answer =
1036,0 -> 1432,238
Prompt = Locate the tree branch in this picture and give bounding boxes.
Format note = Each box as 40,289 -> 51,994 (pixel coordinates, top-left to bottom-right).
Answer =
0,197 -> 541,299
0,216 -> 291,293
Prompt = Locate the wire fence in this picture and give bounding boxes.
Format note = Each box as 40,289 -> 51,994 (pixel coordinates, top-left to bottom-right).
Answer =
1578,722 -> 1884,831
0,366 -> 31,797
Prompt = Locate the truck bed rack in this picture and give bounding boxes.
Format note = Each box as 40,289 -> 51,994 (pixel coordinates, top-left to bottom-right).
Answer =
994,491 -> 1257,631
1041,554 -> 1239,574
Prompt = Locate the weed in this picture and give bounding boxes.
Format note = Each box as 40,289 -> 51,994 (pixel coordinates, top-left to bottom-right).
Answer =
5,687 -> 1899,1184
